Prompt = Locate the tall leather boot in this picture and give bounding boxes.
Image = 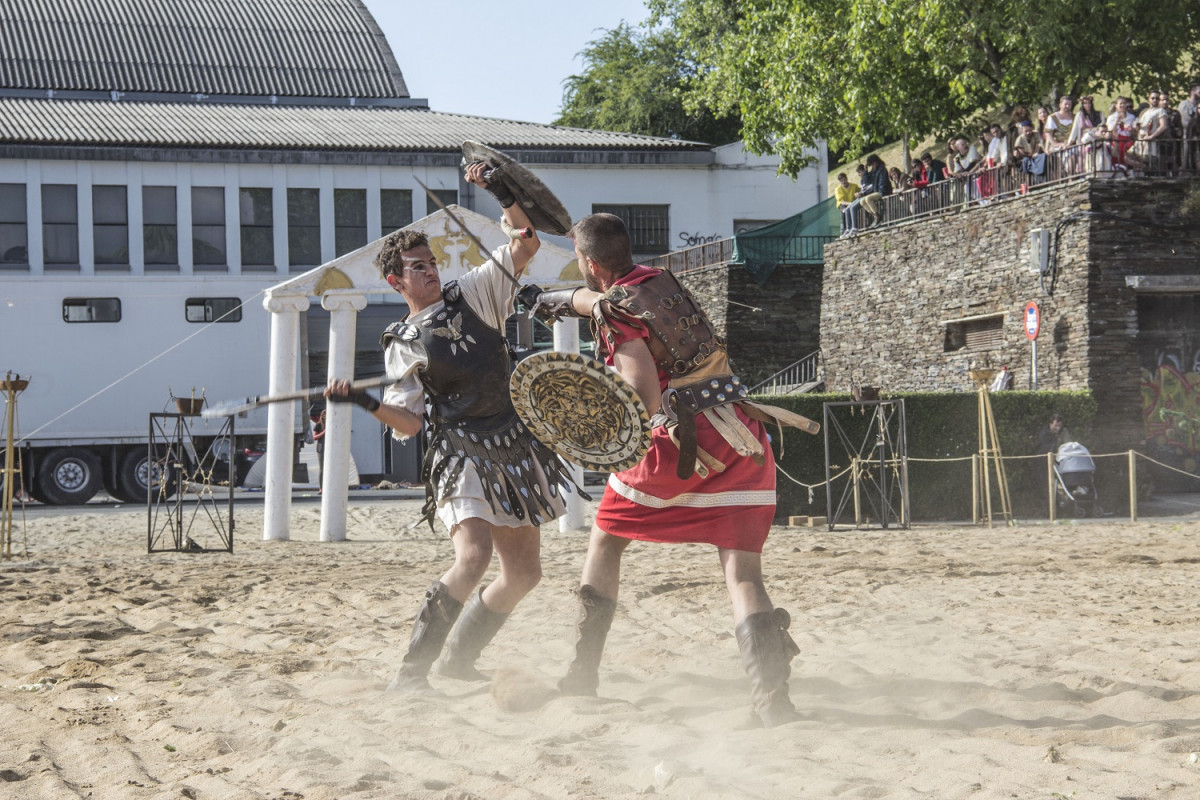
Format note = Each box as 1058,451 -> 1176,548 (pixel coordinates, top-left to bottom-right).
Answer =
736,607 -> 802,727
386,581 -> 463,693
435,586 -> 509,681
558,584 -> 616,696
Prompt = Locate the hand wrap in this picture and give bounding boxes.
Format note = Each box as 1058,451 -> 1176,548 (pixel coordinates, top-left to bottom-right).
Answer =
327,387 -> 380,413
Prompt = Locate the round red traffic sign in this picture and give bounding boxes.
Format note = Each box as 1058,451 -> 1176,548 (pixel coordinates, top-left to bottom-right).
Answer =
1024,301 -> 1040,340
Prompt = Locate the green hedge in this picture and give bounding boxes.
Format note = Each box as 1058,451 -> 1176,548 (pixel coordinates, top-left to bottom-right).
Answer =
755,390 -> 1098,522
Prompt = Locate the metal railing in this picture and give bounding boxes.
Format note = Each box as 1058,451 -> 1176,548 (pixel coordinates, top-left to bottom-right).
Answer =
840,137 -> 1200,236
643,234 -> 834,274
749,350 -> 822,395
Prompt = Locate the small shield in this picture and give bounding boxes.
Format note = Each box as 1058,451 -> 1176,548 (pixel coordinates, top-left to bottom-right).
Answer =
463,141 -> 573,236
510,351 -> 651,472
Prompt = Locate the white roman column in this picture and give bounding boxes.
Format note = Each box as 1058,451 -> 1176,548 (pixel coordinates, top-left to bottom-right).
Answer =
553,318 -> 587,532
262,292 -> 310,541
319,291 -> 368,542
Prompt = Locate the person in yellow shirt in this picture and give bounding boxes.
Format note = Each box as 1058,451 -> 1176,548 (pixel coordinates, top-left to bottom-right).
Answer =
835,171 -> 860,235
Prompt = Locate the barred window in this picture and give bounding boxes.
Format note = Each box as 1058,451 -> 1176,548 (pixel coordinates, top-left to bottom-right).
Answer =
593,204 -> 670,255
944,313 -> 1006,352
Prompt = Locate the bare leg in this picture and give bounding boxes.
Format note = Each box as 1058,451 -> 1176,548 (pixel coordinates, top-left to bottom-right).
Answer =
482,523 -> 542,612
437,517 -> 496,603
580,524 -> 632,598
718,547 -> 773,624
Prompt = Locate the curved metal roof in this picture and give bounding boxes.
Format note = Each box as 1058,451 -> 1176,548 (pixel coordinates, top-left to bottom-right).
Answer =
0,0 -> 408,100
0,97 -> 708,152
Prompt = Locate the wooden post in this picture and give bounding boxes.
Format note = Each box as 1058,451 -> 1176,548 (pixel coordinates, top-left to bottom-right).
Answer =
1047,452 -> 1056,523
1128,450 -> 1138,522
971,453 -> 979,525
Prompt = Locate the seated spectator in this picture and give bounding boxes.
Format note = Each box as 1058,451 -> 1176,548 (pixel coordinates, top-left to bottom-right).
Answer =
858,154 -> 893,228
834,171 -> 860,234
1106,96 -> 1138,169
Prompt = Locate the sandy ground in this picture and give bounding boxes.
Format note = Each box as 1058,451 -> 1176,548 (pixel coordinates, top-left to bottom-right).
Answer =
2,495 -> 1200,800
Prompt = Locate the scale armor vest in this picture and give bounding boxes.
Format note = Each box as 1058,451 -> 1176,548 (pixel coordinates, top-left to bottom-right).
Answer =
381,281 -> 584,526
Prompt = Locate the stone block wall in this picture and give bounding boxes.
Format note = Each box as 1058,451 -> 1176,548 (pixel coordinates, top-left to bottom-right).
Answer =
820,177 -> 1200,451
679,263 -> 823,386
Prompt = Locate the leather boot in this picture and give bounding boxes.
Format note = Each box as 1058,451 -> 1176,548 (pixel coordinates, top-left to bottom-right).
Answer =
736,607 -> 802,727
558,584 -> 616,696
435,586 -> 509,681
386,581 -> 463,693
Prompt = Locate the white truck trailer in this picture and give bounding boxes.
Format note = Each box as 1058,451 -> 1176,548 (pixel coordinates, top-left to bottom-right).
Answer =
3,275 -> 300,504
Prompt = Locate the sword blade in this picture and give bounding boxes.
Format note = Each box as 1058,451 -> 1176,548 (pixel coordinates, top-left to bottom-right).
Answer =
414,177 -> 522,290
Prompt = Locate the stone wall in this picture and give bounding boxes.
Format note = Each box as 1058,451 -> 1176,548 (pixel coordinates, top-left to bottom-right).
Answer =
820,177 -> 1200,451
679,263 -> 823,386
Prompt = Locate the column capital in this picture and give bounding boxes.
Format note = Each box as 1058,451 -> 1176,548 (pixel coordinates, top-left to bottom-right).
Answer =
263,293 -> 311,314
321,291 -> 369,312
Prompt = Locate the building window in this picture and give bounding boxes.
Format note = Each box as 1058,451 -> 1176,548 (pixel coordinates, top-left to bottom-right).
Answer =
381,189 -> 413,235
63,297 -> 121,323
239,187 -> 274,269
93,185 -> 129,269
143,186 -> 178,269
428,188 -> 457,212
287,188 -> 321,269
185,297 -> 242,323
43,184 -> 79,267
192,186 -> 226,268
593,204 -> 670,255
334,188 -> 366,257
944,313 -> 1006,352
0,183 -> 27,268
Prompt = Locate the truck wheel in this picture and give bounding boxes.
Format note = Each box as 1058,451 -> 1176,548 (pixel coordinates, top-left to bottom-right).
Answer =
34,448 -> 102,505
115,448 -> 177,503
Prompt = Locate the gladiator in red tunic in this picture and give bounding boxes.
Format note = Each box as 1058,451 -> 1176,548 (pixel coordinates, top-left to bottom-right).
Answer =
592,265 -> 776,552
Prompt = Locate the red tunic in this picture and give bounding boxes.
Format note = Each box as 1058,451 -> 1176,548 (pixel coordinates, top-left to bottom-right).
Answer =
594,266 -> 776,552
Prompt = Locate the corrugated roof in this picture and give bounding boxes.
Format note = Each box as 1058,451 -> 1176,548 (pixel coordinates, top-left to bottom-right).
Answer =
0,0 -> 408,99
0,97 -> 708,152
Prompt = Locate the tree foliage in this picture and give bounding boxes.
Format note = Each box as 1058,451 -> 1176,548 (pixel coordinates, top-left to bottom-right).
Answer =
553,22 -> 743,145
650,0 -> 1200,175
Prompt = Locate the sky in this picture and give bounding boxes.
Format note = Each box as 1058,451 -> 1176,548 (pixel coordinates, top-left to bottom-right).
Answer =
360,0 -> 652,125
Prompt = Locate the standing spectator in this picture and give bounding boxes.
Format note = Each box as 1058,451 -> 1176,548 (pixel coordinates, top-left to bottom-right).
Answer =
1164,93 -> 1185,172
1043,95 -> 1076,167
1106,96 -> 1138,170
858,154 -> 893,228
1178,83 -> 1200,169
834,171 -> 860,235
1008,105 -> 1032,144
313,408 -> 327,491
920,151 -> 947,182
949,137 -> 981,202
1035,106 -> 1051,140
888,166 -> 912,192
987,123 -> 1009,166
1131,91 -> 1169,170
1068,95 -> 1102,145
840,164 -> 870,236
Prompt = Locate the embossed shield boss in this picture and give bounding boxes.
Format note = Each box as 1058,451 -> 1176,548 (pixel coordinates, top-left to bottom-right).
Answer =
510,351 -> 651,472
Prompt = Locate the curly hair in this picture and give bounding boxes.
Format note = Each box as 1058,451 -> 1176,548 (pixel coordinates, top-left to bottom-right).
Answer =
375,229 -> 430,280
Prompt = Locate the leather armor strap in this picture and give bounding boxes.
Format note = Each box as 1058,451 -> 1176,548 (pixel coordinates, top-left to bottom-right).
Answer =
675,403 -> 699,480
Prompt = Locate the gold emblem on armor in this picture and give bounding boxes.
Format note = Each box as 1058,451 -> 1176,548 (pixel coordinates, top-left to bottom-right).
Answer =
510,352 -> 650,472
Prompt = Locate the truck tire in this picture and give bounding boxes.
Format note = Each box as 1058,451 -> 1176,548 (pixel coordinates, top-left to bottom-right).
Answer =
35,448 -> 102,505
115,448 -> 177,504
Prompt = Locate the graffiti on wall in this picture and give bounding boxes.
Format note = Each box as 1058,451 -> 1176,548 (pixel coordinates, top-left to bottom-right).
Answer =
1141,363 -> 1200,472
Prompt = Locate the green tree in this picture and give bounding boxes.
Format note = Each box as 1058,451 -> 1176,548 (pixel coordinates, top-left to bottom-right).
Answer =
651,0 -> 1200,175
554,22 -> 742,145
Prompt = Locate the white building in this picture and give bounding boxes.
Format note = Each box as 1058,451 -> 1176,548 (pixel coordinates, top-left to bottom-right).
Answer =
0,0 -> 826,505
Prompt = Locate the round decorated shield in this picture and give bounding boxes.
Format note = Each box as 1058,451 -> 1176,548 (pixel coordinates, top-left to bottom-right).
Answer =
510,351 -> 651,472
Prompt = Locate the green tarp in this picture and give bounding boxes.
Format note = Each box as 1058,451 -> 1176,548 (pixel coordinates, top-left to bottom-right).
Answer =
731,196 -> 840,285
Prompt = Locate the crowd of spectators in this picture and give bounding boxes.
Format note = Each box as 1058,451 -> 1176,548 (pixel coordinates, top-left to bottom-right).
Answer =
837,85 -> 1200,235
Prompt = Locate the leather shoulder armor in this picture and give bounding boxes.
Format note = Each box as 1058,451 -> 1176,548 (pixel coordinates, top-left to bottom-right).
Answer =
592,269 -> 725,380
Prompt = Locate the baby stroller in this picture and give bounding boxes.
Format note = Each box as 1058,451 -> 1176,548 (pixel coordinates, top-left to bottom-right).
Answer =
1054,441 -> 1100,517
